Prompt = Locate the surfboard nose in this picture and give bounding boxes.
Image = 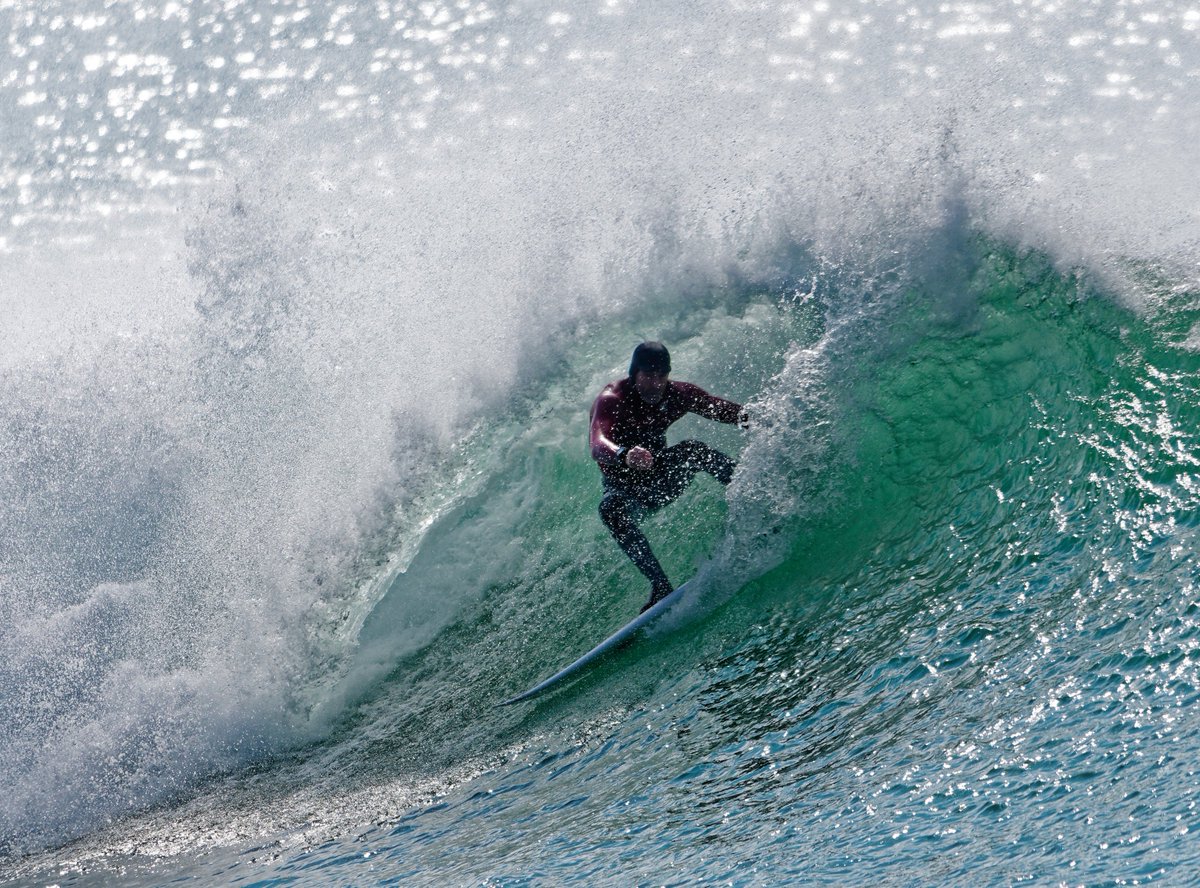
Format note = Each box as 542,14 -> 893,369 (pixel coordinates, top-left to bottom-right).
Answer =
497,580 -> 691,706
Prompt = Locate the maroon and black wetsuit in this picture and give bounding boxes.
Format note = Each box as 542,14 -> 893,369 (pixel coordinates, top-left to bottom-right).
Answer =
589,377 -> 743,604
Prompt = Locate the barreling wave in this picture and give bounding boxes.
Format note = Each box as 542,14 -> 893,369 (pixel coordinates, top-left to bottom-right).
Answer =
5,194 -> 1200,885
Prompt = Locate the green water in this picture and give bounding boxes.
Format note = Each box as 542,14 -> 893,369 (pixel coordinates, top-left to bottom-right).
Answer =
23,241 -> 1200,886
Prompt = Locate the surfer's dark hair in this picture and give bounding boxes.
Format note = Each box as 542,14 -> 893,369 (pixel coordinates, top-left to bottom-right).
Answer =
629,341 -> 671,377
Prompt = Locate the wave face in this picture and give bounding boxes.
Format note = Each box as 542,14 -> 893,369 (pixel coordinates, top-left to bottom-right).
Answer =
2,0 -> 1200,882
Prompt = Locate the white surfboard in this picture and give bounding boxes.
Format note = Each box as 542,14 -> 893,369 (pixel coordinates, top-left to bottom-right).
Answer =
498,580 -> 693,706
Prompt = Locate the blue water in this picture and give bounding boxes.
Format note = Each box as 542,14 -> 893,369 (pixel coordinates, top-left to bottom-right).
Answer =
3,0 -> 1200,884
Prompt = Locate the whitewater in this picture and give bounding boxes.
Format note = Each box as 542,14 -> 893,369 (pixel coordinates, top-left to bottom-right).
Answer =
2,0 -> 1199,883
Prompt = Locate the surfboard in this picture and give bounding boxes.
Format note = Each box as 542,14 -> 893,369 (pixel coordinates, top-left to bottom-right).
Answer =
498,580 -> 693,706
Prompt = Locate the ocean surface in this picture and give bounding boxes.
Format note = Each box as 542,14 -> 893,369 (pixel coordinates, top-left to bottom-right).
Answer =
3,0 -> 1200,884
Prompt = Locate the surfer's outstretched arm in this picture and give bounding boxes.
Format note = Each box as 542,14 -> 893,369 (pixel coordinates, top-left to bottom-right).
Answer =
674,381 -> 747,426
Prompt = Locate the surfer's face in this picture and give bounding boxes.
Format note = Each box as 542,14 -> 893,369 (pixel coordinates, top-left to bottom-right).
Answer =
634,370 -> 669,404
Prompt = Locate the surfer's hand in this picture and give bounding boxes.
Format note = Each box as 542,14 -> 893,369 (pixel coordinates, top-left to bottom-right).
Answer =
626,446 -> 654,470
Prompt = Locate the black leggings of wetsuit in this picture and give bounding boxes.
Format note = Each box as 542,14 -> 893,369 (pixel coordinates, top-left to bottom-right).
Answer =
598,439 -> 736,597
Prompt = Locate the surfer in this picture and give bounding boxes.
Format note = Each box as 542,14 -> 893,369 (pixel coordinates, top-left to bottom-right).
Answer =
590,341 -> 746,612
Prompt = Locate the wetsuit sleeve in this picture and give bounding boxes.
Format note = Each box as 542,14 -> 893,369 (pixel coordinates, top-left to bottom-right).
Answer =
675,382 -> 745,425
589,391 -> 625,465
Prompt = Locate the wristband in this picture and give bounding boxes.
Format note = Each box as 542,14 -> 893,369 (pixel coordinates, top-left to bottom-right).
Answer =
616,445 -> 629,464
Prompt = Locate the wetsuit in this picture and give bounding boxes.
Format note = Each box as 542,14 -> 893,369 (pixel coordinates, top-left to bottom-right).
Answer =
589,377 -> 743,602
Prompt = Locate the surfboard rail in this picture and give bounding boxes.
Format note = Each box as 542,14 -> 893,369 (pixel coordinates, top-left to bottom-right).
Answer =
498,581 -> 692,706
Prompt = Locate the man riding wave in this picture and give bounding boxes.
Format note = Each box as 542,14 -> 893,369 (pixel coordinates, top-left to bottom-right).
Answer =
589,341 -> 746,612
